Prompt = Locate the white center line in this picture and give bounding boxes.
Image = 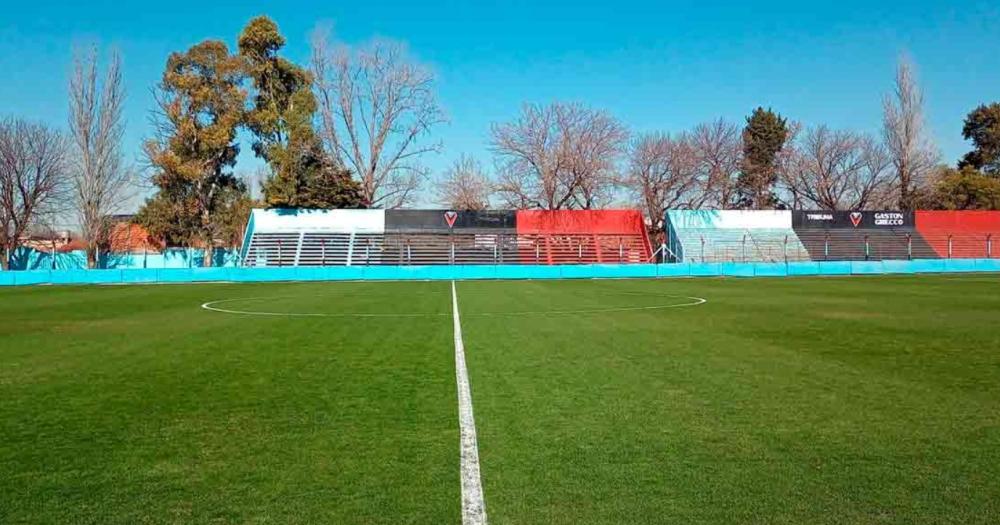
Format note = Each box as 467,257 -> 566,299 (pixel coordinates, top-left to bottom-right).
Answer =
451,280 -> 488,525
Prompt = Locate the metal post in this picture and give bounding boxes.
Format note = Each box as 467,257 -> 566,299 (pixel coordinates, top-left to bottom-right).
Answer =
277,241 -> 282,267
51,245 -> 56,269
578,242 -> 583,262
783,236 -> 788,263
907,233 -> 912,260
407,241 -> 412,265
450,240 -> 455,265
143,246 -> 147,269
619,238 -> 624,262
365,241 -> 370,265
535,242 -> 540,263
988,234 -> 993,258
864,235 -> 870,261
321,239 -> 326,266
742,234 -> 747,263
948,235 -> 953,259
660,242 -> 667,264
700,235 -> 705,262
824,233 -> 829,261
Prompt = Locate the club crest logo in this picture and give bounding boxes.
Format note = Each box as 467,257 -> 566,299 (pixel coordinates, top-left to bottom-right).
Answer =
444,211 -> 458,228
849,212 -> 863,228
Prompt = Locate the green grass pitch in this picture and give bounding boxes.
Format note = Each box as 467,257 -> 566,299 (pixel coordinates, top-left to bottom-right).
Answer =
2,275 -> 999,523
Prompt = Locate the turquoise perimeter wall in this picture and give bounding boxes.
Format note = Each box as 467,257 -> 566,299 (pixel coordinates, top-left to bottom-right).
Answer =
4,247 -> 241,271
1,259 -> 999,286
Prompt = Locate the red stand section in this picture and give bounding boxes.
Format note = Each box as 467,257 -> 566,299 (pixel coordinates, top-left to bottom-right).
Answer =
916,211 -> 1000,258
516,210 -> 653,265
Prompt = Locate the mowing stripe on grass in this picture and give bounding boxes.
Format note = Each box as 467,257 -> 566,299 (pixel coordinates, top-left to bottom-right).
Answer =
451,280 -> 488,525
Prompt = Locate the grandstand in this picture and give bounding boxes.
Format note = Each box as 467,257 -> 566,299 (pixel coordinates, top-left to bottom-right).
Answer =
792,211 -> 938,261
240,208 -> 1000,267
241,208 -> 653,267
662,209 -> 1000,263
666,210 -> 810,263
916,211 -> 1000,259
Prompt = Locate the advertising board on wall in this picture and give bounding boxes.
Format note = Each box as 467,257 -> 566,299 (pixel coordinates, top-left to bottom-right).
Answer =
385,210 -> 517,232
792,211 -> 915,229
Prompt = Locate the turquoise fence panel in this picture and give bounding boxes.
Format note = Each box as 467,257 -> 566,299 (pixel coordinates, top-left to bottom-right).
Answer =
363,266 -> 401,280
880,260 -> 915,274
754,263 -> 788,277
0,272 -> 14,285
425,266 -> 457,280
451,265 -> 497,280
944,259 -> 979,272
293,267 -> 326,281
974,259 -> 1000,272
156,269 -> 195,282
9,247 -> 86,270
818,261 -> 852,275
49,269 -> 121,284
187,268 -> 231,282
13,270 -> 51,285
494,265 -> 535,279
559,264 -> 596,279
228,268 -> 265,282
721,262 -> 755,277
908,259 -> 946,273
324,267 -> 365,280
523,264 -> 563,279
656,263 -> 690,277
161,249 -> 199,269
786,261 -> 820,276
264,268 -> 299,281
592,263 -> 657,279
850,261 -> 884,274
121,269 -> 160,283
688,262 -> 722,276
103,252 -> 142,269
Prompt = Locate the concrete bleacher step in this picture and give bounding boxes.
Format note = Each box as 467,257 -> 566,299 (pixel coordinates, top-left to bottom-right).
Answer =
794,229 -> 937,261
672,228 -> 810,263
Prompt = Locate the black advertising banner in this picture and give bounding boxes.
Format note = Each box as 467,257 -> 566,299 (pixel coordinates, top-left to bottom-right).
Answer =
792,211 -> 915,229
385,210 -> 517,232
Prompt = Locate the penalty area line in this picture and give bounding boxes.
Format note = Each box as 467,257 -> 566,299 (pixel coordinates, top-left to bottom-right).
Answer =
451,280 -> 488,525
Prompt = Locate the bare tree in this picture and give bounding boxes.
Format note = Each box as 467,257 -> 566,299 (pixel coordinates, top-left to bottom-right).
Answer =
689,118 -> 741,208
882,55 -> 939,210
624,132 -> 699,233
491,102 -> 627,210
0,118 -> 70,270
436,155 -> 492,210
68,46 -> 133,268
311,29 -> 445,208
782,125 -> 894,210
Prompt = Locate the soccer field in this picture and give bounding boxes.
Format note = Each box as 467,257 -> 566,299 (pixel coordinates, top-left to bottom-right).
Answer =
2,275 -> 1000,524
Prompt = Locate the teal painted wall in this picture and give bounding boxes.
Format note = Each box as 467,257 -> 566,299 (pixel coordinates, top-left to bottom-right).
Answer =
1,259 -> 998,286
3,248 -> 241,271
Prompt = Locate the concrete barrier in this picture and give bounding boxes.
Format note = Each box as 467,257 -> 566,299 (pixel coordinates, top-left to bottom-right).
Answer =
1,258 -> 998,286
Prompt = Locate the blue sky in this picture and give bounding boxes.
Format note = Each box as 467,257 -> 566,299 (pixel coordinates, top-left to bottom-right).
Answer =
1,1 -> 998,210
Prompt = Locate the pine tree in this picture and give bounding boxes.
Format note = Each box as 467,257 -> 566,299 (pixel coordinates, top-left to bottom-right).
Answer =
736,107 -> 788,209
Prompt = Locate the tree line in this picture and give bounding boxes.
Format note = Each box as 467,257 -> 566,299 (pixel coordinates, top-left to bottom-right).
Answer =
2,15 -> 999,269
